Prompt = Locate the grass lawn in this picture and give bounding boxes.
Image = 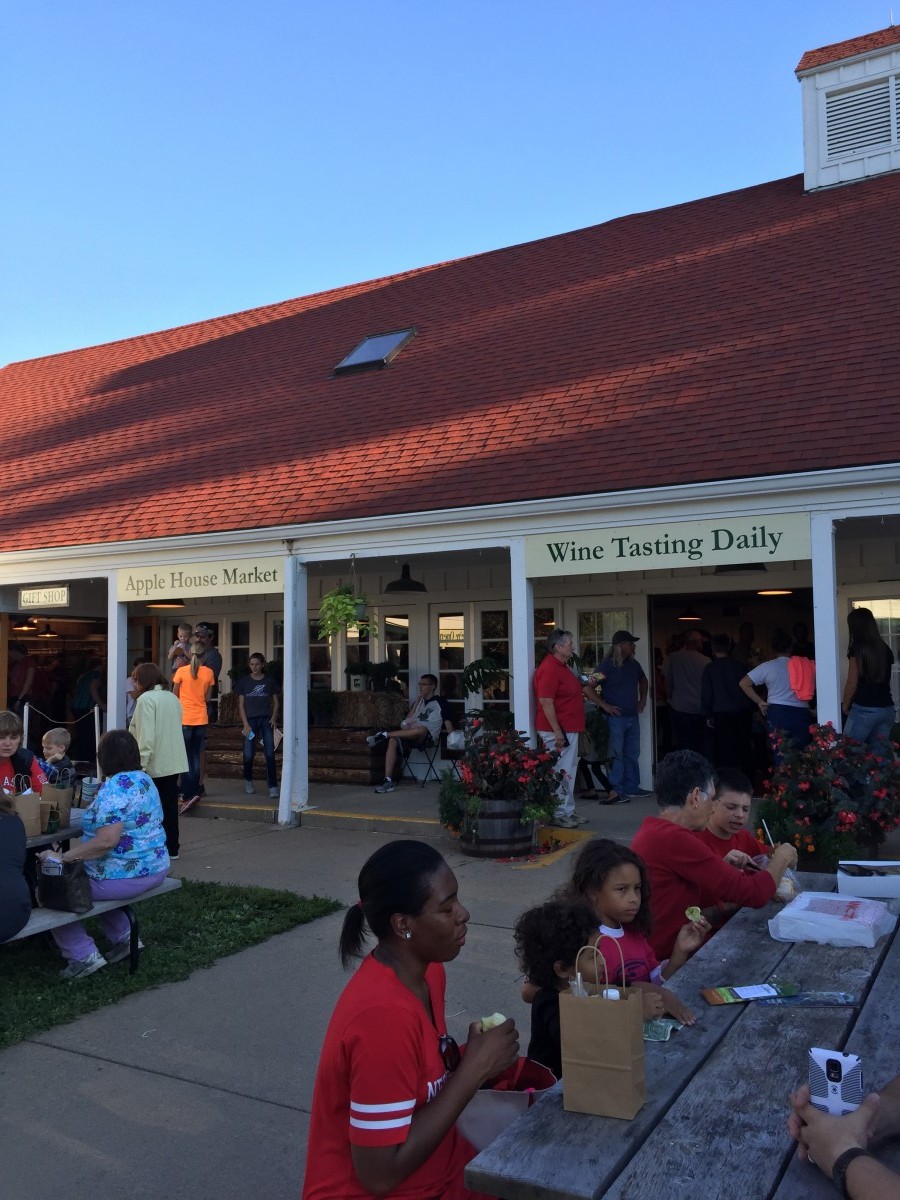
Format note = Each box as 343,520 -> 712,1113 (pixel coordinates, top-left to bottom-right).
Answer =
0,879 -> 341,1050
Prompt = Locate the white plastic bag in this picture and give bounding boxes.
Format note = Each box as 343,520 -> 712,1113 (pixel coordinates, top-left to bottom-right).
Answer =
768,891 -> 896,948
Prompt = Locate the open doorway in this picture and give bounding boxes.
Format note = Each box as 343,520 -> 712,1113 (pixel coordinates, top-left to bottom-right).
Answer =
649,588 -> 814,786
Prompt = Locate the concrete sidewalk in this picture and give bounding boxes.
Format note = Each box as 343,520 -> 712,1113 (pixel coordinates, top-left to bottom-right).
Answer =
1,783 -> 651,1200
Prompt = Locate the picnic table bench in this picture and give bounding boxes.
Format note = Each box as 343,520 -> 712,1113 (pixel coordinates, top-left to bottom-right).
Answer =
8,876 -> 183,973
466,873 -> 900,1200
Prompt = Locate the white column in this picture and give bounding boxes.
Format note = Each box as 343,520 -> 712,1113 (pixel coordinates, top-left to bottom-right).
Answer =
509,540 -> 535,741
811,513 -> 841,728
106,580 -> 128,732
278,554 -> 309,824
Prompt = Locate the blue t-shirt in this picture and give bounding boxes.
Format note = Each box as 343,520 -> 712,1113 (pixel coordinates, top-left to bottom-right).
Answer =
81,770 -> 170,880
233,673 -> 280,720
598,656 -> 646,716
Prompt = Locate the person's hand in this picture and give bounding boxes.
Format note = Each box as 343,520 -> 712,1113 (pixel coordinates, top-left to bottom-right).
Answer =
773,842 -> 798,870
659,987 -> 695,1026
43,749 -> 63,764
604,704 -> 622,717
637,701 -> 646,715
759,701 -> 769,715
788,1084 -> 881,1176
641,989 -> 665,1019
461,1018 -> 519,1087
242,725 -> 251,737
674,916 -> 711,957
724,849 -> 753,868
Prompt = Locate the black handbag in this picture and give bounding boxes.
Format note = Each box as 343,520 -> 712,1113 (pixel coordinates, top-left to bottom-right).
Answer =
37,860 -> 94,914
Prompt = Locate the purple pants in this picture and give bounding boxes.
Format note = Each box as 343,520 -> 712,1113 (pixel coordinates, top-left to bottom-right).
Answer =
51,869 -> 169,962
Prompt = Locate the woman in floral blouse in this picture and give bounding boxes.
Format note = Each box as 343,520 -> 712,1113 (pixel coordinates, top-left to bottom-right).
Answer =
41,728 -> 170,981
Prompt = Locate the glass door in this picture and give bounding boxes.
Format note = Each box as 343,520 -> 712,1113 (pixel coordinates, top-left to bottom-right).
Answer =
435,610 -> 466,724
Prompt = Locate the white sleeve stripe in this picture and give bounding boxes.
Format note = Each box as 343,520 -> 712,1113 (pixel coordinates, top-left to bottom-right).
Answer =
350,1115 -> 413,1130
350,1099 -> 415,1114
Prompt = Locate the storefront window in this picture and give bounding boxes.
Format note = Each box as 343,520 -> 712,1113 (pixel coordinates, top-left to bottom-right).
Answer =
577,609 -> 632,667
230,620 -> 250,682
383,614 -> 409,696
438,612 -> 466,722
534,607 -> 556,665
309,619 -> 332,691
346,624 -> 371,672
479,610 -> 510,720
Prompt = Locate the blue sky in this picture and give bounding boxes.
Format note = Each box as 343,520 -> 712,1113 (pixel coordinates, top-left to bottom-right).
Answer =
0,1 -> 885,365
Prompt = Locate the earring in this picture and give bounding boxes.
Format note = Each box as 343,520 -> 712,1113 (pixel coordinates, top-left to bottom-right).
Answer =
404,931 -> 412,941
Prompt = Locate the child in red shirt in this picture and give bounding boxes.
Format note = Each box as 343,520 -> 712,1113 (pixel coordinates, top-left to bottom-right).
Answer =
0,709 -> 46,795
564,839 -> 707,1026
695,767 -> 769,926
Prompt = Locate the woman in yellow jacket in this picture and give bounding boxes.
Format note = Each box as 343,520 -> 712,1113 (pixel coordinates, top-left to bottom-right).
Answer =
130,662 -> 189,858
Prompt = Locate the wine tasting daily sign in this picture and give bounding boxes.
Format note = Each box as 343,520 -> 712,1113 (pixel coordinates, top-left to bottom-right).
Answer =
524,513 -> 811,578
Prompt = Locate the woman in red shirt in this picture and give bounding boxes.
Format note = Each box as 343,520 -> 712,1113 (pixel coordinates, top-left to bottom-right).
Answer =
302,840 -> 518,1200
632,750 -> 797,959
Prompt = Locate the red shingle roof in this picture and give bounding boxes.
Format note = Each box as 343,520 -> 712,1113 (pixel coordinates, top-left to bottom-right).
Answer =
796,25 -> 900,73
2,170 -> 900,553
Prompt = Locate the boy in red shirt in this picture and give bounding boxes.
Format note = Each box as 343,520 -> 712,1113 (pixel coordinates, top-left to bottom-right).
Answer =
695,768 -> 767,864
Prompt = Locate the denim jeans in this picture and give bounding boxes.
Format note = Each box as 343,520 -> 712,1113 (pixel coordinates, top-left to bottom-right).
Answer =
243,715 -> 277,787
843,704 -> 896,746
180,724 -> 206,797
606,714 -> 641,795
766,704 -> 811,762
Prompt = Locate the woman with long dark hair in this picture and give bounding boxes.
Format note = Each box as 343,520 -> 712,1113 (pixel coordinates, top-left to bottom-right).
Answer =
842,607 -> 896,745
302,840 -> 518,1200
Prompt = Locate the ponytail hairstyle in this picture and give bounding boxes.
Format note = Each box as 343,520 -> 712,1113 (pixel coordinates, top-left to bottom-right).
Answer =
339,840 -> 446,968
189,641 -> 206,680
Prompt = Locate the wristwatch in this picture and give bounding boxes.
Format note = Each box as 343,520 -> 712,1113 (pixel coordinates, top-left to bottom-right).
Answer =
832,1147 -> 872,1198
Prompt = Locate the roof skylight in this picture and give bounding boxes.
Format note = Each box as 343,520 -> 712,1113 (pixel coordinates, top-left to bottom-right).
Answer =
334,328 -> 416,374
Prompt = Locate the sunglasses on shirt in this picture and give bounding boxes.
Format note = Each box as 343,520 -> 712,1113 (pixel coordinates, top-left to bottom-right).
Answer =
438,1033 -> 461,1073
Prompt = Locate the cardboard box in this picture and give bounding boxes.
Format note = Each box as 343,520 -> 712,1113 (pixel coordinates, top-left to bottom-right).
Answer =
837,861 -> 900,899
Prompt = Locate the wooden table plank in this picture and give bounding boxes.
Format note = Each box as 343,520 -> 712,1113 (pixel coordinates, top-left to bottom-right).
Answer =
773,923 -> 900,1199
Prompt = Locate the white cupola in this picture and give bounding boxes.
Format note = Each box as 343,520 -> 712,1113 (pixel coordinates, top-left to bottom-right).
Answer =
796,26 -> 900,191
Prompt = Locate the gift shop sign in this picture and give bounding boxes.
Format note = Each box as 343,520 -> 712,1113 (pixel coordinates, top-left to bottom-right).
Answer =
117,557 -> 282,601
19,586 -> 69,608
524,513 -> 810,577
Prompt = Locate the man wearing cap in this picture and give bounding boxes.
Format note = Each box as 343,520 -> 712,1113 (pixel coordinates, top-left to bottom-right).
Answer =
595,631 -> 650,805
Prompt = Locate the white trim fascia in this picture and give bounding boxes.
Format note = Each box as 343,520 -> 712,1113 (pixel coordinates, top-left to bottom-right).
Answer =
0,462 -> 898,575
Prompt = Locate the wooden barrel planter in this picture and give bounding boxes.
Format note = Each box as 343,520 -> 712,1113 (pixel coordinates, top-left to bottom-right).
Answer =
459,798 -> 534,859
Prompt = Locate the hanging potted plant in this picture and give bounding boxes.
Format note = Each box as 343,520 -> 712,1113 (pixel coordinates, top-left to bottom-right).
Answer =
316,583 -> 377,641
439,720 -> 563,859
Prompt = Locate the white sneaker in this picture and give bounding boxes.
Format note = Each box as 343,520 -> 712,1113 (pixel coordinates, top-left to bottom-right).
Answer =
244,780 -> 255,794
551,814 -> 580,829
59,950 -> 107,981
366,732 -> 388,748
268,786 -> 279,799
105,937 -> 145,965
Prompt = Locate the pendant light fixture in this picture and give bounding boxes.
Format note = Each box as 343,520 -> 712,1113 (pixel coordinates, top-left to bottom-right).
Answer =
12,616 -> 36,632
37,623 -> 59,638
677,606 -> 702,622
384,563 -> 427,593
146,599 -> 186,609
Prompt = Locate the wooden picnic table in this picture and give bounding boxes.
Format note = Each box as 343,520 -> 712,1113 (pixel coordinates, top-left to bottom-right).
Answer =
466,873 -> 900,1200
25,825 -> 82,850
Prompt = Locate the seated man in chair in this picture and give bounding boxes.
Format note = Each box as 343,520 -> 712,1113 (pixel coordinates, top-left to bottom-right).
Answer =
367,674 -> 450,793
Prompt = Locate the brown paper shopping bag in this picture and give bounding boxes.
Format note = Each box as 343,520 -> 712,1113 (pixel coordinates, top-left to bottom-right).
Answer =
41,779 -> 74,826
12,791 -> 42,838
559,939 -> 646,1120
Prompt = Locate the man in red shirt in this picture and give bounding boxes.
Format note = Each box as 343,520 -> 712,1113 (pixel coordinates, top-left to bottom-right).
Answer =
533,629 -> 588,828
